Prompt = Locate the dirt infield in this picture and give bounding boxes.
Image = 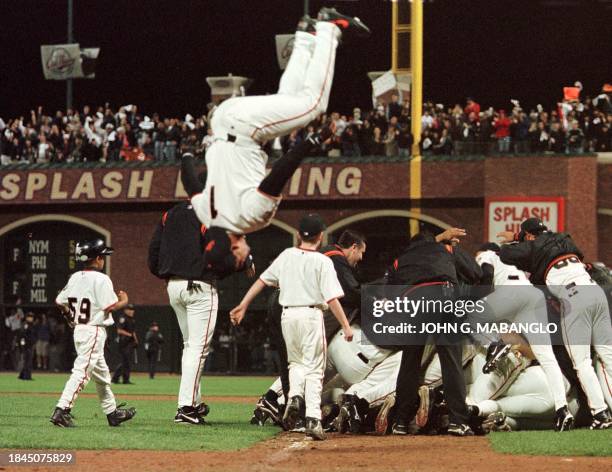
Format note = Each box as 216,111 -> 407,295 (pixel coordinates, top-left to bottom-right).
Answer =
9,433 -> 612,472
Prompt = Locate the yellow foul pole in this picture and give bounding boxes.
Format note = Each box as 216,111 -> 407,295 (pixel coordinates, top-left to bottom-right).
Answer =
410,0 -> 423,236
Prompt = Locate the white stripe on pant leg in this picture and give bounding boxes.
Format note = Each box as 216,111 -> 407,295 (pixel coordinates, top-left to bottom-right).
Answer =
57,326 -> 99,410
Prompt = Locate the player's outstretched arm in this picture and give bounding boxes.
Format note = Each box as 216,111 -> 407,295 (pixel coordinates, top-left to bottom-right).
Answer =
230,279 -> 267,326
328,298 -> 353,342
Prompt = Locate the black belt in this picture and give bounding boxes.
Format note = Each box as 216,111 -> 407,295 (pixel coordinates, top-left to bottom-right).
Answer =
357,353 -> 369,364
508,275 -> 520,280
227,134 -> 236,142
283,306 -> 316,309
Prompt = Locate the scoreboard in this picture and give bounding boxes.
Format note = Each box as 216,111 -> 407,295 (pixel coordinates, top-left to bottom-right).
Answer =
2,222 -> 104,306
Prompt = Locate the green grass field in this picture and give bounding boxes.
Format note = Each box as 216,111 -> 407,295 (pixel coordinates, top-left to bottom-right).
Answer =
489,429 -> 612,457
0,372 -> 277,451
1,372 -> 611,457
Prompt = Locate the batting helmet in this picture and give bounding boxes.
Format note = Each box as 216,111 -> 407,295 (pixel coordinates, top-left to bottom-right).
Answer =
75,239 -> 114,262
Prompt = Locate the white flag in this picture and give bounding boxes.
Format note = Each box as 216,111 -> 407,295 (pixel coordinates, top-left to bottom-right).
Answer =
41,44 -> 100,80
275,34 -> 295,70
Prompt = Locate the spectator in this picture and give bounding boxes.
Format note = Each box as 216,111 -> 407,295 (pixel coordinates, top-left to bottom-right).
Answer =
464,97 -> 481,119
388,93 -> 402,119
433,128 -> 453,155
369,126 -> 385,156
16,312 -> 35,380
397,121 -> 413,157
384,117 -> 400,156
493,109 -> 511,153
34,314 -> 51,370
144,322 -> 164,379
341,126 -> 361,157
567,120 -> 585,154
6,304 -> 24,370
549,121 -> 566,153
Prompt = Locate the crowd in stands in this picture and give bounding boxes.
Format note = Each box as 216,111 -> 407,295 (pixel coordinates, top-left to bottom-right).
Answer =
1,89 -> 611,165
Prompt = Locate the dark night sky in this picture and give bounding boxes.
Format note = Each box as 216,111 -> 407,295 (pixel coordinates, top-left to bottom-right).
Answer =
2,0 -> 611,118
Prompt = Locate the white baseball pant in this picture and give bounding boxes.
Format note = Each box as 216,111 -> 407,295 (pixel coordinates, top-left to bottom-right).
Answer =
167,279 -> 218,408
475,365 -> 578,430
556,281 -> 612,414
57,325 -> 116,414
481,286 -> 568,410
282,307 -> 326,420
594,354 -> 612,410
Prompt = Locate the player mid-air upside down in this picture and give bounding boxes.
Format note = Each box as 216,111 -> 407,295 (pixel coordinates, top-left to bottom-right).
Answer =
180,7 -> 370,273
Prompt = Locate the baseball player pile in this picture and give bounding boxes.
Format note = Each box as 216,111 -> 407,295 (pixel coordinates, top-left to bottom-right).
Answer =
49,7 -> 612,444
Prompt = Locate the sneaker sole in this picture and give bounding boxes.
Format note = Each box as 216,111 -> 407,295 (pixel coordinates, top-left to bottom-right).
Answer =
416,386 -> 430,428
484,345 -> 512,373
375,395 -> 395,435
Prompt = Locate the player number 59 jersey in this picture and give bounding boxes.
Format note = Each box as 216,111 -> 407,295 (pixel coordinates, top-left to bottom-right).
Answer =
56,270 -> 118,326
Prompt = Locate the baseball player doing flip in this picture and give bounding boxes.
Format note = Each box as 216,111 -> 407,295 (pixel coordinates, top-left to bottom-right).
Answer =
50,239 -> 136,427
180,8 -> 370,272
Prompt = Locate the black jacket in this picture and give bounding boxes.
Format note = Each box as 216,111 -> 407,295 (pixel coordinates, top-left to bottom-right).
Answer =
499,232 -> 583,285
320,245 -> 360,312
148,202 -> 229,281
388,240 -> 458,286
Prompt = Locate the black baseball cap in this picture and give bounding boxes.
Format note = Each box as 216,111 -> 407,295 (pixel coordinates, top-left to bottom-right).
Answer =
299,213 -> 326,237
519,217 -> 547,241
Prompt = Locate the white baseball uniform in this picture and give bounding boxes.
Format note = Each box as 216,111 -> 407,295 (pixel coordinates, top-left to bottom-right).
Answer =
167,279 -> 218,408
546,258 -> 612,414
55,270 -> 118,414
192,23 -> 340,234
470,352 -> 579,431
475,250 -> 568,410
260,246 -> 344,420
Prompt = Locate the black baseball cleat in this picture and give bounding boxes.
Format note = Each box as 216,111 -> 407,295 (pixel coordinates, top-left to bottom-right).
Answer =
291,417 -> 306,433
590,409 -> 612,430
317,7 -> 371,38
50,407 -> 75,428
174,406 -> 205,425
305,417 -> 326,440
283,395 -> 304,431
447,423 -> 475,437
258,397 -> 281,424
554,406 -> 574,432
338,394 -> 364,434
483,342 -> 512,374
297,15 -> 317,34
196,402 -> 210,417
107,404 -> 136,427
481,412 -> 512,433
392,419 -> 410,435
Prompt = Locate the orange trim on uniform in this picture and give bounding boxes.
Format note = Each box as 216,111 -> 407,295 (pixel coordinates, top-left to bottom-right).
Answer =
402,281 -> 449,296
162,211 -> 168,226
544,253 -> 581,282
68,326 -> 99,408
393,259 -> 399,271
599,358 -> 612,397
324,250 -> 344,258
250,29 -> 335,140
200,224 -> 207,235
256,188 -> 282,202
103,302 -> 117,314
444,244 -> 454,254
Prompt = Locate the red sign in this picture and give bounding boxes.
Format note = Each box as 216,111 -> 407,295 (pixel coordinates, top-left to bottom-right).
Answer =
485,196 -> 565,242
